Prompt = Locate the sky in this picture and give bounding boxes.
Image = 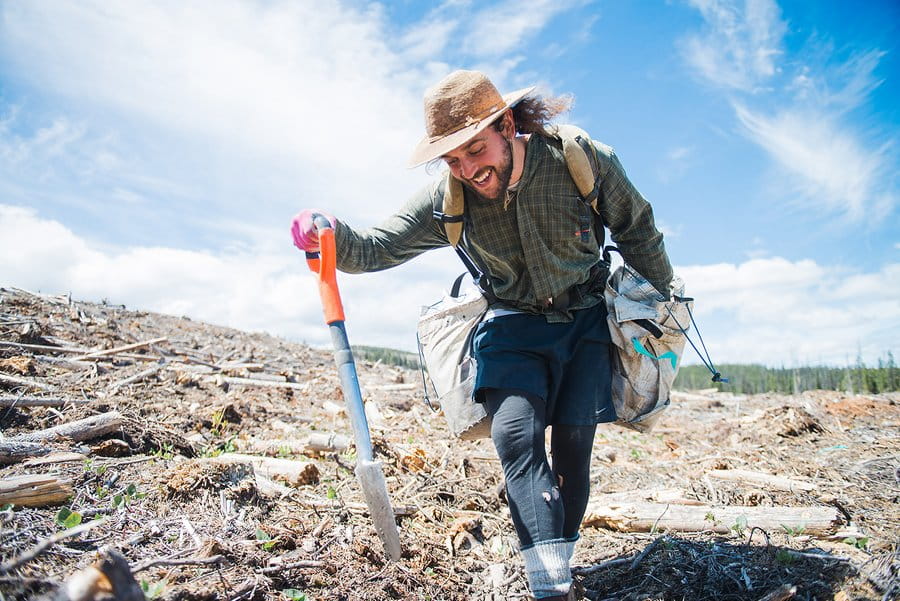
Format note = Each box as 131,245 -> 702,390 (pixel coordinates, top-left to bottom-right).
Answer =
0,0 -> 898,368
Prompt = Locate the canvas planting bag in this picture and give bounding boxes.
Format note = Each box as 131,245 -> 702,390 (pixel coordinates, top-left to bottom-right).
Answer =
416,276 -> 491,440
605,262 -> 692,432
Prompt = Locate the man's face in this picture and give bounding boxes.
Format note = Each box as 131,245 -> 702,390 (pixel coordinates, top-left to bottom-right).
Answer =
441,117 -> 513,202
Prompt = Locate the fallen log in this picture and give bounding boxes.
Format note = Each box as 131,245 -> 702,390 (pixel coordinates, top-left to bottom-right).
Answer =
0,341 -> 90,355
244,433 -> 350,455
0,440 -> 52,464
306,432 -> 350,453
106,362 -> 166,393
707,469 -> 815,492
204,375 -> 308,390
7,411 -> 123,444
24,452 -> 88,467
200,453 -> 320,486
33,355 -> 100,371
583,497 -> 841,535
0,474 -> 73,507
0,373 -> 55,392
79,336 -> 168,361
0,396 -> 89,408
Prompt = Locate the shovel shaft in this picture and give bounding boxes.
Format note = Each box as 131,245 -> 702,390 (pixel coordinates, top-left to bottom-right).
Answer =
329,321 -> 374,463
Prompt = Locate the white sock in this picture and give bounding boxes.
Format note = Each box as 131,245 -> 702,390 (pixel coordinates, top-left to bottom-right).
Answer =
521,539 -> 571,598
565,533 -> 579,564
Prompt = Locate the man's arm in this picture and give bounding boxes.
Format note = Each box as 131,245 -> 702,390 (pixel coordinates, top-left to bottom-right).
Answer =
334,181 -> 450,274
593,141 -> 673,296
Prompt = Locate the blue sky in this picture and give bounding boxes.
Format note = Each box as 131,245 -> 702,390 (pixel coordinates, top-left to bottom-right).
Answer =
1,0 -> 897,367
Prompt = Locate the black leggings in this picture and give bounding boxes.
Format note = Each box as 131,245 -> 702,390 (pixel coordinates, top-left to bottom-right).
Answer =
484,388 -> 597,548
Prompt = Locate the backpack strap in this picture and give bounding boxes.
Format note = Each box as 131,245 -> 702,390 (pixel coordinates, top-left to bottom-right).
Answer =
433,173 -> 465,248
553,124 -> 602,213
432,184 -> 497,303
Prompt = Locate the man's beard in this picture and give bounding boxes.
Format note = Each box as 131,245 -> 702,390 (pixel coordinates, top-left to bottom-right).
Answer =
462,138 -> 514,202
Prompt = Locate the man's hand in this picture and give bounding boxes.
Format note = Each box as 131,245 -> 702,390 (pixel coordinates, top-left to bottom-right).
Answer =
290,209 -> 336,252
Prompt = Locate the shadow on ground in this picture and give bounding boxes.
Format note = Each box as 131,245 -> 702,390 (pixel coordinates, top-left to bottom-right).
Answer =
576,534 -> 860,601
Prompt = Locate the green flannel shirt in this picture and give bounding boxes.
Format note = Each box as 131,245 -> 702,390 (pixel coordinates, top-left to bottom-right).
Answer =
335,133 -> 672,321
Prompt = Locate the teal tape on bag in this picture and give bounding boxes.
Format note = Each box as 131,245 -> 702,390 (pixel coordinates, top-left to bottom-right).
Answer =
631,337 -> 678,370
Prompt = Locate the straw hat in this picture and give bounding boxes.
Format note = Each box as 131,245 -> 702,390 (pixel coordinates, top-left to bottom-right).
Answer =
408,70 -> 534,168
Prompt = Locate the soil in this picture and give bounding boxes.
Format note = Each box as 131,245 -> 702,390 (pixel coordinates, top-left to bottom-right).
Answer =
0,287 -> 897,601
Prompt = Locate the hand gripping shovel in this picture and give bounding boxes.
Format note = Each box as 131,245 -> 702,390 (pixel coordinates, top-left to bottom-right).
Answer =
305,215 -> 402,562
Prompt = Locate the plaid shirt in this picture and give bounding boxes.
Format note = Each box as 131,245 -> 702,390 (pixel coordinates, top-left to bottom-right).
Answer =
335,134 -> 672,321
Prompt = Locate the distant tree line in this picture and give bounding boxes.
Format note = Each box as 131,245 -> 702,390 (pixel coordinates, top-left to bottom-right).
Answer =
675,352 -> 899,394
351,345 -> 421,370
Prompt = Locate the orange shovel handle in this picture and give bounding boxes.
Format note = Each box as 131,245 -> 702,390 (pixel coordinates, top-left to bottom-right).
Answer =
305,220 -> 345,324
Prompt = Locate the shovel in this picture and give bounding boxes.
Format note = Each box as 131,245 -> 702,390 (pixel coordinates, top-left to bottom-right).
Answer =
304,215 -> 402,562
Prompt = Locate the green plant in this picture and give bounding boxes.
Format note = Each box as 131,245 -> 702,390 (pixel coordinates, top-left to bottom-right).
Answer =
152,442 -> 175,460
210,409 -> 229,437
0,503 -> 13,511
282,590 -> 308,601
781,524 -> 806,537
277,445 -> 292,458
141,578 -> 166,599
775,549 -> 796,565
629,448 -> 643,460
55,508 -> 82,529
256,528 -> 277,551
705,512 -> 716,522
843,536 -> 869,550
326,486 -> 338,500
201,436 -> 238,458
730,515 -> 749,535
112,484 -> 146,509
83,458 -> 107,476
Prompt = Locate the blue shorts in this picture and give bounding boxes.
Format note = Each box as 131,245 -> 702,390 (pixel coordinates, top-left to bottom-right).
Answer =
472,301 -> 616,426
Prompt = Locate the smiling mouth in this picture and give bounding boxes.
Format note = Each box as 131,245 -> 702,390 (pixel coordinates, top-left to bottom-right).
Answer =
471,168 -> 492,186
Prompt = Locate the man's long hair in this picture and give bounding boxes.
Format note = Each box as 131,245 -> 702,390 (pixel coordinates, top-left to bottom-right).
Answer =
511,95 -> 574,136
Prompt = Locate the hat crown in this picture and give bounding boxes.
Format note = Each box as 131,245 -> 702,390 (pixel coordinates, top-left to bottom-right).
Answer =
423,70 -> 505,140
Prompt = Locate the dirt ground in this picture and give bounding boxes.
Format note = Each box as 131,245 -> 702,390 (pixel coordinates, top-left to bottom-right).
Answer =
0,287 -> 897,601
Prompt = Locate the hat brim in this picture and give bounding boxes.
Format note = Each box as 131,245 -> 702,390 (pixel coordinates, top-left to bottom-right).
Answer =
407,85 -> 535,168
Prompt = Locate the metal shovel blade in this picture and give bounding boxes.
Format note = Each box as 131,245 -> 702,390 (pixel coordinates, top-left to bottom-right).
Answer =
329,321 -> 402,562
355,459 -> 402,562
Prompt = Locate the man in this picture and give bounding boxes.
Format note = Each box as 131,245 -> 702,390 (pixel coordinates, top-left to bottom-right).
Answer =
291,70 -> 672,600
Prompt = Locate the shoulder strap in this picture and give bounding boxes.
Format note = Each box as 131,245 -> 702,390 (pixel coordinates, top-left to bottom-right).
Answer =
432,186 -> 497,302
433,173 -> 465,248
552,124 -> 602,213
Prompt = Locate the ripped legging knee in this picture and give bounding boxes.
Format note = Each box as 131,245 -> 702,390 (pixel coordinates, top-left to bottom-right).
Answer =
485,388 -> 597,547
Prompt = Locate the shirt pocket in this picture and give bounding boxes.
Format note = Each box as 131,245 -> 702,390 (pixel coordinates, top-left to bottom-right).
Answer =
536,190 -> 595,246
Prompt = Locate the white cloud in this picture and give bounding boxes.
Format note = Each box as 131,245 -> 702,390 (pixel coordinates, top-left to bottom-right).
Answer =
789,49 -> 887,113
0,0 -> 432,223
462,0 -> 581,58
680,1 -> 896,223
734,104 -> 896,221
678,257 -> 900,366
681,0 -> 786,92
